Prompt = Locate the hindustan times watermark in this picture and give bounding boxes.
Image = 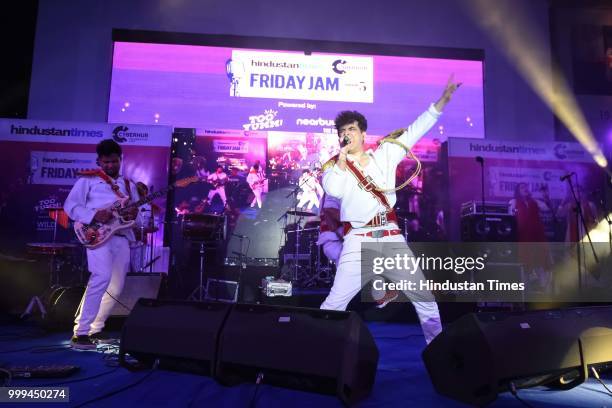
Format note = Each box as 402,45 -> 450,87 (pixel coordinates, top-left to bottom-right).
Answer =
360,242 -> 612,303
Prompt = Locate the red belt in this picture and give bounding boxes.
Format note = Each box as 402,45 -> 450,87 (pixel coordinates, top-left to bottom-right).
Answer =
354,229 -> 402,238
343,210 -> 398,236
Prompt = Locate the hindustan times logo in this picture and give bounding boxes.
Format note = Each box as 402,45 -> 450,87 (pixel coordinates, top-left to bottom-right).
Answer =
469,142 -> 546,155
10,124 -> 103,138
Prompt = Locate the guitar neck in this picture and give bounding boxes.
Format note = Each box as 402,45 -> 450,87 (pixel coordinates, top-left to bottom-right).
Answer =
118,176 -> 198,212
123,184 -> 175,210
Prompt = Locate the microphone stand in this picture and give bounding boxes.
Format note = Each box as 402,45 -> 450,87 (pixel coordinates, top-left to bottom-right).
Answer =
233,234 -> 246,302
475,157 -> 486,239
601,174 -> 612,254
285,172 -> 318,284
564,176 -> 599,291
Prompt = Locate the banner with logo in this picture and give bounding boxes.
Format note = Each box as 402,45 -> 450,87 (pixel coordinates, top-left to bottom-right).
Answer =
0,119 -> 172,259
445,138 -> 605,241
229,50 -> 373,103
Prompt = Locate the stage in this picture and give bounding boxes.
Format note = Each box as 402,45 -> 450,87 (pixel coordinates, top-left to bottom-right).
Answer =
1,316 -> 610,407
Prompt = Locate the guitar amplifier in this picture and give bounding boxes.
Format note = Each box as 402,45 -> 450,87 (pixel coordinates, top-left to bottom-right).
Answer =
461,201 -> 510,216
109,273 -> 163,317
460,214 -> 517,242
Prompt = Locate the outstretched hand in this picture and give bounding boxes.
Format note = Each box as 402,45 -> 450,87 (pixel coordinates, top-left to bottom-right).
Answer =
443,73 -> 461,99
434,74 -> 462,112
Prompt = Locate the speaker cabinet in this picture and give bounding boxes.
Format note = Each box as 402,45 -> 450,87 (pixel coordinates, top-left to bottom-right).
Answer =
216,303 -> 379,406
109,273 -> 163,317
120,299 -> 231,376
422,306 -> 612,406
461,214 -> 517,242
119,300 -> 379,405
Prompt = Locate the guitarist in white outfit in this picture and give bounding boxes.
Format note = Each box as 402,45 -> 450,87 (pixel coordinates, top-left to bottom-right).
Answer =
64,139 -> 139,350
247,161 -> 266,208
206,166 -> 228,209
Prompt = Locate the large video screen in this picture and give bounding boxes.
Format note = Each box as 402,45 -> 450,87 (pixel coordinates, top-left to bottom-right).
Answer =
108,38 -> 484,139
107,34 -> 485,261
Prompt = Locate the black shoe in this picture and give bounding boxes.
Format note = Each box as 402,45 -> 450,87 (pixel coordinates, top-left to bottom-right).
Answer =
89,331 -> 114,344
70,335 -> 97,350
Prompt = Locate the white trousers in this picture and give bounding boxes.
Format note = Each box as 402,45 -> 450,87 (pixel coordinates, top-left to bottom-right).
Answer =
208,187 -> 227,206
297,191 -> 319,210
250,187 -> 263,208
74,235 -> 130,336
320,224 -> 442,344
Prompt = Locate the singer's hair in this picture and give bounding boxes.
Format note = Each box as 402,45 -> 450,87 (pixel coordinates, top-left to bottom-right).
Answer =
334,111 -> 367,133
96,139 -> 122,158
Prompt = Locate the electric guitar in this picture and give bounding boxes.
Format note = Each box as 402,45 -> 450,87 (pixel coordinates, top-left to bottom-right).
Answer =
74,176 -> 198,248
251,177 -> 268,189
207,176 -> 228,189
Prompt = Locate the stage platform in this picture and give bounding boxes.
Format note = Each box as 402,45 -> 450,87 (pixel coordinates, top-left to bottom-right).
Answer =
0,315 -> 610,407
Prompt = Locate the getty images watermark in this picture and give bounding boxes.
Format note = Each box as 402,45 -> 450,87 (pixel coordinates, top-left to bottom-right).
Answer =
360,242 -> 612,303
370,252 -> 525,292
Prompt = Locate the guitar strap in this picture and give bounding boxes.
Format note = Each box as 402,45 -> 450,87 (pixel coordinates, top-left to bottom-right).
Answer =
77,169 -> 131,200
123,178 -> 133,201
343,159 -> 392,212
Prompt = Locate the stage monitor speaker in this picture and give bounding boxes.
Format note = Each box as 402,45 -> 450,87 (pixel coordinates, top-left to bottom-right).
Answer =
215,303 -> 379,406
422,306 -> 612,406
461,214 -> 517,242
120,299 -> 231,376
109,273 -> 163,317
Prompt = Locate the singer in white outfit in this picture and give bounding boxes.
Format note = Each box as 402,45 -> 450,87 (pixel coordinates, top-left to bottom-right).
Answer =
64,140 -> 140,350
320,76 -> 461,344
297,170 -> 323,210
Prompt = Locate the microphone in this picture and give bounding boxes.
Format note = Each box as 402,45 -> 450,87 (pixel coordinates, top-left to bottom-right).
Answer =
340,135 -> 350,148
560,172 -> 575,182
231,233 -> 247,238
475,156 -> 484,164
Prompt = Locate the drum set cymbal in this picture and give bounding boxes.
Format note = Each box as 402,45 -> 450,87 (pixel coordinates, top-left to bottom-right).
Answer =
285,209 -> 317,217
26,242 -> 78,256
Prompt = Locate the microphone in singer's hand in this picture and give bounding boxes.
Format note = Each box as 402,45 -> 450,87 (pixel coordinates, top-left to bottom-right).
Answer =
340,135 -> 350,148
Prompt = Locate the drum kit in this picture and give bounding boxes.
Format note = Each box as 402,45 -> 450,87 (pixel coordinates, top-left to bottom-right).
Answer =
279,208 -> 335,288
22,206 -> 83,318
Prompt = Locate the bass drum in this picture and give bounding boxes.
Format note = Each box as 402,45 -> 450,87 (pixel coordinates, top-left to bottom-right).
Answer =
43,286 -> 86,331
182,213 -> 225,241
